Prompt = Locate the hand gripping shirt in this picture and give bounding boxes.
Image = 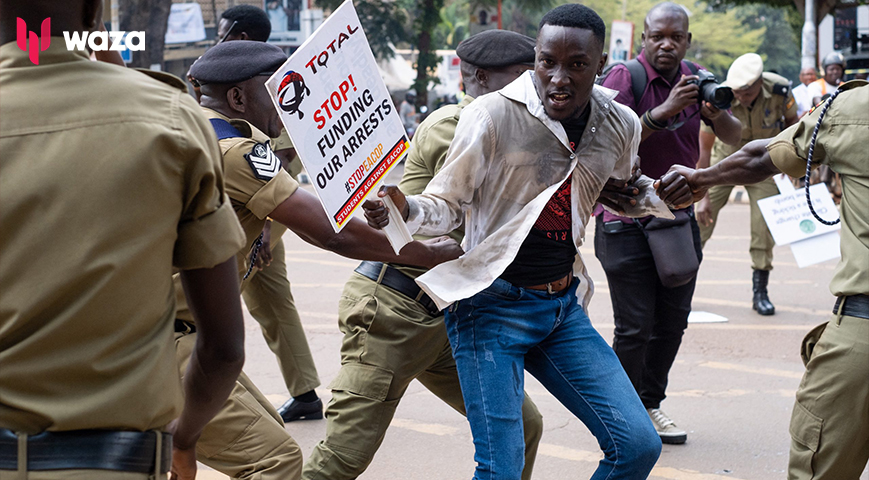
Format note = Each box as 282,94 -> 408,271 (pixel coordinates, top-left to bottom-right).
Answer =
404,71 -> 641,310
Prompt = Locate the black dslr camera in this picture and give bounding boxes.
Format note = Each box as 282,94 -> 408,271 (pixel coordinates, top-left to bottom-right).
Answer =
687,70 -> 733,110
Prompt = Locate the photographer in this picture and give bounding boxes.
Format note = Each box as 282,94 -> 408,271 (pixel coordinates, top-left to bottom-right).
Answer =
596,1 -> 741,445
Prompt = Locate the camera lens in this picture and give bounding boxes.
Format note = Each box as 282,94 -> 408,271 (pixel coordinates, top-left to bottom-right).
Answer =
706,85 -> 733,109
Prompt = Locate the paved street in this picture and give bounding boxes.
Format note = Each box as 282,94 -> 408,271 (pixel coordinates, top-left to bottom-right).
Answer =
199,170 -> 868,480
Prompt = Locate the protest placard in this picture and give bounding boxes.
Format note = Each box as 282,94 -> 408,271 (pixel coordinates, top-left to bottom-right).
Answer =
265,0 -> 412,248
757,183 -> 841,267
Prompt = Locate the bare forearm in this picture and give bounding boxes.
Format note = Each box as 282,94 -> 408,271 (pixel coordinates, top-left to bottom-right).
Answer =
694,139 -> 780,189
710,113 -> 742,146
176,258 -> 245,449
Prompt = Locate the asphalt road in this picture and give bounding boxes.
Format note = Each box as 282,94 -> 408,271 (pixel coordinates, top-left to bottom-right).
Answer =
198,170 -> 868,480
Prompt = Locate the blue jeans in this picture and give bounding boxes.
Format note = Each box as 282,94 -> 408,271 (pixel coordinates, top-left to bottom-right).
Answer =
445,278 -> 661,480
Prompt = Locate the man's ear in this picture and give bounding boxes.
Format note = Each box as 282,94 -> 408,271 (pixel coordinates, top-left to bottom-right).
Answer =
226,86 -> 246,114
640,32 -> 646,43
597,53 -> 608,76
474,68 -> 489,89
239,32 -> 250,40
686,32 -> 692,48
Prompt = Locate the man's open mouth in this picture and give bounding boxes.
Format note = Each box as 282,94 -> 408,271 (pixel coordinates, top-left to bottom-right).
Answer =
549,92 -> 571,106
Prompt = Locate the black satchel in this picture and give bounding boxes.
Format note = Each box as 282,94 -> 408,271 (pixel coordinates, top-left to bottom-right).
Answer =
635,209 -> 699,288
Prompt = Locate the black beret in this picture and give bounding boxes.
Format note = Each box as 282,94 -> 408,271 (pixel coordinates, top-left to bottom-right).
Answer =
190,40 -> 287,84
456,30 -> 536,69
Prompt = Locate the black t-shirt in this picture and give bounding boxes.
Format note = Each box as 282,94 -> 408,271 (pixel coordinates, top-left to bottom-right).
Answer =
500,105 -> 590,286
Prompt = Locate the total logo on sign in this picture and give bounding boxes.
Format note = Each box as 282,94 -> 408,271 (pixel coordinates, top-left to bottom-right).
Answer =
16,17 -> 145,65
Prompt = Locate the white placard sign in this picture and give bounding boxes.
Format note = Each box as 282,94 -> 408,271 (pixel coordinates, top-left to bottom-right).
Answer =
758,183 -> 841,268
757,183 -> 840,245
265,0 -> 411,235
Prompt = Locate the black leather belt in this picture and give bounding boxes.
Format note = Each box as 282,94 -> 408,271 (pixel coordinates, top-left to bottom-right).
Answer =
0,429 -> 171,473
833,294 -> 869,320
175,319 -> 196,333
355,261 -> 441,316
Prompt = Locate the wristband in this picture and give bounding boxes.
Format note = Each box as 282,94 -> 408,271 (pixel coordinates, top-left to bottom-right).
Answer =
642,110 -> 667,131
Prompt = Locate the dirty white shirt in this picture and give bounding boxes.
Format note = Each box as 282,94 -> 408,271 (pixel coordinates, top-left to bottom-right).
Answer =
405,71 -> 647,310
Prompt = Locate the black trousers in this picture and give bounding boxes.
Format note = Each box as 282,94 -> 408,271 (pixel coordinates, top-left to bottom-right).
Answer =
594,215 -> 702,409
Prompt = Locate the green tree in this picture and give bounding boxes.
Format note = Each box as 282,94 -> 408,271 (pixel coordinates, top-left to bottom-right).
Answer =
735,4 -> 802,80
119,0 -> 172,68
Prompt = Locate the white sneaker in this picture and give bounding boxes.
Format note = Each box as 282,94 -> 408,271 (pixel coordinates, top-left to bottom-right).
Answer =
647,408 -> 687,444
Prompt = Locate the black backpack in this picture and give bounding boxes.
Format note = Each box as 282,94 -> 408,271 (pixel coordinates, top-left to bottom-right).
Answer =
596,58 -> 699,104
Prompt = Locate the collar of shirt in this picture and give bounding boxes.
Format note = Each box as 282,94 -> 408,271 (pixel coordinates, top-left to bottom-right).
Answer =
0,38 -> 89,68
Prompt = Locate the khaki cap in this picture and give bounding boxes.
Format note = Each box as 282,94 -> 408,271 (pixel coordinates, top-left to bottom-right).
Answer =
723,53 -> 763,90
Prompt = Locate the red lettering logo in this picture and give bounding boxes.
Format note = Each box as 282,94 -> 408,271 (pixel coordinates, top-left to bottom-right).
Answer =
17,18 -> 51,65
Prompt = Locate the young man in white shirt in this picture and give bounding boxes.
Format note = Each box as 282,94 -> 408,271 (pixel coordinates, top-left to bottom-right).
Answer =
363,4 -> 691,478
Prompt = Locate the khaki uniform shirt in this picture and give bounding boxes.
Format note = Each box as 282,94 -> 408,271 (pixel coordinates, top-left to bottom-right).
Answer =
0,42 -> 245,433
767,80 -> 869,297
703,72 -> 797,163
406,72 -> 644,309
175,109 -> 299,322
394,96 -> 472,280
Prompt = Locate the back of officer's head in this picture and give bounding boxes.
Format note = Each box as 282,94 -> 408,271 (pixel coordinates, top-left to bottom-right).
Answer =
220,5 -> 271,42
191,41 -> 287,135
457,29 -> 536,97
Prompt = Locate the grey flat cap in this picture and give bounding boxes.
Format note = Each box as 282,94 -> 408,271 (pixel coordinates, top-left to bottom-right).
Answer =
190,40 -> 287,84
456,30 -> 536,68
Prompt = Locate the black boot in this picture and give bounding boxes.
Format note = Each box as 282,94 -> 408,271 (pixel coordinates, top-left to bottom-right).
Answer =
752,269 -> 775,315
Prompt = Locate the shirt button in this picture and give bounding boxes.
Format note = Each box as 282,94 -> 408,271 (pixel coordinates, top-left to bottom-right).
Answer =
604,103 -> 609,108
591,127 -> 596,133
570,154 -> 576,159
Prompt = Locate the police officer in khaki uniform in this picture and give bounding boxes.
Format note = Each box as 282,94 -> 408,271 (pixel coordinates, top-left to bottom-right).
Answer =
658,80 -> 869,480
696,53 -> 798,315
190,6 -> 325,421
0,1 -> 247,478
177,41 -> 463,479
302,30 -> 543,480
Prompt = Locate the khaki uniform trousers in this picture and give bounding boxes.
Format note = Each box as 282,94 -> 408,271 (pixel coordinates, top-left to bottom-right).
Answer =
243,235 -> 321,397
698,177 -> 778,271
788,310 -> 869,479
302,273 -> 543,480
175,332 -> 303,479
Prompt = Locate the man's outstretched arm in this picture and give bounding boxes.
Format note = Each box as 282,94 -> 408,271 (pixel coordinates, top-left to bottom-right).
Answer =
656,138 -> 781,209
268,187 -> 463,269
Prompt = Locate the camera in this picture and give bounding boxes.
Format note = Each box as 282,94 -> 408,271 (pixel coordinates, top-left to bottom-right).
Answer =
687,70 -> 733,110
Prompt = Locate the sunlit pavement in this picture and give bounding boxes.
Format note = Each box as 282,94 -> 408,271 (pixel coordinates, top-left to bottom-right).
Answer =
199,167 -> 868,479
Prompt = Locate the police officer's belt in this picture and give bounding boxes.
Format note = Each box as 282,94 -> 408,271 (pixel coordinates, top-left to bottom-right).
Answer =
833,294 -> 869,320
0,429 -> 171,473
354,261 -> 441,316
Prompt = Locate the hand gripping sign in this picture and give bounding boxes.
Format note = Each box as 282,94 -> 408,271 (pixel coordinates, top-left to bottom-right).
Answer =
266,0 -> 412,252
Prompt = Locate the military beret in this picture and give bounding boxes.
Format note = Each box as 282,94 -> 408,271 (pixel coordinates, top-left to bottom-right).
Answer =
190,40 -> 287,85
723,53 -> 763,90
456,30 -> 536,69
